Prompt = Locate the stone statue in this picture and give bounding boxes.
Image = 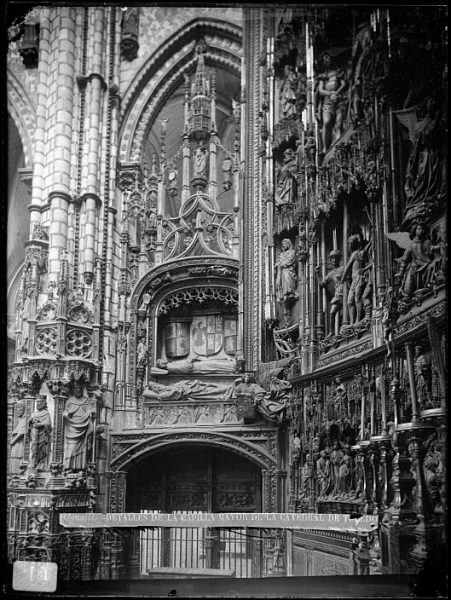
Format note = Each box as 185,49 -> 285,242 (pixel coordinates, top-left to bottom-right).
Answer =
335,453 -> 352,497
316,450 -> 332,497
389,223 -> 433,300
413,345 -> 433,409
143,378 -> 235,402
403,96 -> 447,227
317,249 -> 344,336
63,382 -> 96,472
233,373 -> 265,398
151,355 -> 236,375
193,146 -> 207,177
29,395 -> 52,470
330,441 -> 344,493
342,233 -> 372,324
293,434 -> 301,460
279,64 -> 298,119
317,52 -> 347,152
137,337 -> 148,367
275,148 -> 298,206
275,238 -> 298,302
10,400 -> 26,474
255,375 -> 290,424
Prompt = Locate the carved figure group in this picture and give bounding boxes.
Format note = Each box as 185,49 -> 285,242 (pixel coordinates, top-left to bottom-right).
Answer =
230,372 -> 289,424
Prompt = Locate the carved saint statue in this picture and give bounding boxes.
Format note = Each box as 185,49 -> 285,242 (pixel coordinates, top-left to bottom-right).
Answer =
316,450 -> 332,497
9,400 -> 26,474
279,64 -> 298,119
193,146 -> 207,177
335,453 -> 352,498
29,395 -> 52,470
275,148 -> 298,206
413,345 -> 433,410
63,382 -> 95,471
317,52 -> 347,153
275,238 -> 298,302
317,249 -> 344,336
137,337 -> 148,367
342,233 -> 372,324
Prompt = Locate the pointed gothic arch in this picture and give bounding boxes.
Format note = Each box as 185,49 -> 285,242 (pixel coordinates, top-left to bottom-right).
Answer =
7,71 -> 35,167
118,18 -> 242,164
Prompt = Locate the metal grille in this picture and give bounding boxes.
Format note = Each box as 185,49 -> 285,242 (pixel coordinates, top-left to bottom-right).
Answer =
139,511 -> 259,577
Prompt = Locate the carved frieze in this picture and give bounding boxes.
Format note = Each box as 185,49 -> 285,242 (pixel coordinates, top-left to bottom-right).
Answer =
143,401 -> 240,427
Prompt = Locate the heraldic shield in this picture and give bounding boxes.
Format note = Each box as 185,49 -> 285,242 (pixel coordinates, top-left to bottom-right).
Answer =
223,317 -> 238,356
192,315 -> 223,357
165,322 -> 190,358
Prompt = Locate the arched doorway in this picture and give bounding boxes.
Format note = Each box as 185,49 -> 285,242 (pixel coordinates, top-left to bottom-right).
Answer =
126,444 -> 263,577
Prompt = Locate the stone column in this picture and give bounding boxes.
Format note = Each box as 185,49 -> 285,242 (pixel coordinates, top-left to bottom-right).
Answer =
28,9 -> 50,233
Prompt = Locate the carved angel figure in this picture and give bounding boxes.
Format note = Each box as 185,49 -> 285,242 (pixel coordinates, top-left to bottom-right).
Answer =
386,223 -> 436,300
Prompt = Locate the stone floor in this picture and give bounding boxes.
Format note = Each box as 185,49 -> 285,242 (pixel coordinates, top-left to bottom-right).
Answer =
7,574 -> 414,598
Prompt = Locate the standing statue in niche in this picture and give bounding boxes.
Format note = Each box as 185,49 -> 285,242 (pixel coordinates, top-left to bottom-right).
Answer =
29,395 -> 52,470
63,382 -> 95,472
317,249 -> 344,336
275,148 -> 298,207
275,238 -> 298,302
136,337 -> 147,367
317,52 -> 347,153
137,336 -> 148,367
330,441 -> 344,494
342,233 -> 373,325
335,453 -> 353,498
9,400 -> 26,474
279,64 -> 298,119
403,96 -> 447,227
193,146 -> 207,177
413,345 -> 433,410
316,450 -> 332,497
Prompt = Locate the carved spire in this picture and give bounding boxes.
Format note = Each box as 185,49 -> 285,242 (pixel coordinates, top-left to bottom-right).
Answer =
188,39 -> 212,141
